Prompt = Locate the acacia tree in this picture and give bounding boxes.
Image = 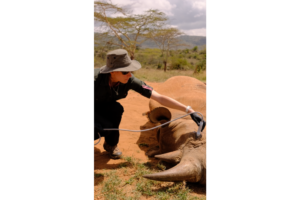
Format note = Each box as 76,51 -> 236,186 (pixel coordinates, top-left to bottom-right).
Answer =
94,32 -> 116,59
147,27 -> 187,72
94,1 -> 126,56
94,0 -> 167,60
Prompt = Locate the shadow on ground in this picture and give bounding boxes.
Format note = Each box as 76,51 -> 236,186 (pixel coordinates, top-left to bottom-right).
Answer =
94,147 -> 125,170
187,182 -> 206,195
136,121 -> 160,155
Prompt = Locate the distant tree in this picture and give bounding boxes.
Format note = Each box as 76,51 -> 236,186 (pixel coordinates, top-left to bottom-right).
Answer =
147,28 -> 188,72
94,0 -> 168,60
193,46 -> 198,52
194,53 -> 207,74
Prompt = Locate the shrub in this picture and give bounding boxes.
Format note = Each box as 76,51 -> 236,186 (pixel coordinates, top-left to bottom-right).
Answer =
157,63 -> 162,69
170,58 -> 189,70
193,46 -> 198,52
195,60 -> 206,73
199,49 -> 206,55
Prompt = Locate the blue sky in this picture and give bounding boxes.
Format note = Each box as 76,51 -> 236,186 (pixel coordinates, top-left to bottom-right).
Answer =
95,0 -> 206,36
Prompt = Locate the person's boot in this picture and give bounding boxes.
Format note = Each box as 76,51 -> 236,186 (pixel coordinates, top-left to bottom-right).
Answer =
103,142 -> 122,159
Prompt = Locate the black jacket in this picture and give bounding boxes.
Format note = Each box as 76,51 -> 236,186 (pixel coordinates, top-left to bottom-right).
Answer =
94,68 -> 153,103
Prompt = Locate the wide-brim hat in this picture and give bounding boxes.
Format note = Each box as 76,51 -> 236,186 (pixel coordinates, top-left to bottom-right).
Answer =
100,49 -> 141,74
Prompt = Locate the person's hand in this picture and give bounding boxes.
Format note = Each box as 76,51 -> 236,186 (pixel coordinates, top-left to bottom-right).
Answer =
190,113 -> 206,132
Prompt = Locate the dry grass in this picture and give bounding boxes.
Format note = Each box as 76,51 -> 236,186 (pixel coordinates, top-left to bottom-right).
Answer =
133,68 -> 206,83
94,156 -> 206,200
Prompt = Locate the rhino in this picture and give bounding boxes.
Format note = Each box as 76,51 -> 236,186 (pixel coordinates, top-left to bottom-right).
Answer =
143,76 -> 206,184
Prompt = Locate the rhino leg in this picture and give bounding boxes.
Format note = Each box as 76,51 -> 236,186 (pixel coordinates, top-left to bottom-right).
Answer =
146,146 -> 160,157
155,150 -> 182,164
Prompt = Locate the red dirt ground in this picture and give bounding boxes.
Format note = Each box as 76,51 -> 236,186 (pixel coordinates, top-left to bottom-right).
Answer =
94,81 -> 206,199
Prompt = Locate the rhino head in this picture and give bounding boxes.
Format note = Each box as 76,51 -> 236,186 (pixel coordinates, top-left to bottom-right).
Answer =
143,107 -> 206,184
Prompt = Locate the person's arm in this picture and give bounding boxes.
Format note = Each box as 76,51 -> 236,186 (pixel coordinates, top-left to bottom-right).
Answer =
150,90 -> 206,131
150,90 -> 195,113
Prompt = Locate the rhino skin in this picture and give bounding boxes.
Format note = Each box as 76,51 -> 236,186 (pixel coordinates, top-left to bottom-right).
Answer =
143,76 -> 206,184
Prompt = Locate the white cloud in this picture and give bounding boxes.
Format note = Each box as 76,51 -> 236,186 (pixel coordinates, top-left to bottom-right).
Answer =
194,13 -> 202,17
96,0 -> 206,36
192,0 -> 206,10
184,0 -> 206,10
111,0 -> 175,16
183,28 -> 206,36
94,26 -> 100,32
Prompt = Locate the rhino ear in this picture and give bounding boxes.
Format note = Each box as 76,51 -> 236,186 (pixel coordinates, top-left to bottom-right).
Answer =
148,107 -> 172,123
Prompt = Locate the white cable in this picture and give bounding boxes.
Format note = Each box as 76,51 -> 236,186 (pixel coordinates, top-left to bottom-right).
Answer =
94,111 -> 203,145
94,132 -> 101,145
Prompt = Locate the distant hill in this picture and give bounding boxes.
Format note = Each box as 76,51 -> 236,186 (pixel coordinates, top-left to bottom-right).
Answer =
139,35 -> 206,50
94,33 -> 206,50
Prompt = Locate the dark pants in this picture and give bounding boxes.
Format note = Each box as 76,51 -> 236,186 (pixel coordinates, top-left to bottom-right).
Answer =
94,101 -> 124,146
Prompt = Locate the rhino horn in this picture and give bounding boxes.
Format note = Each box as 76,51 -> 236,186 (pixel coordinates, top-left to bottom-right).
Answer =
155,150 -> 182,164
143,157 -> 202,182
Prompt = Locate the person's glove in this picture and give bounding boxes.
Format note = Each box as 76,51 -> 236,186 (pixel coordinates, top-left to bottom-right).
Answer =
190,113 -> 206,132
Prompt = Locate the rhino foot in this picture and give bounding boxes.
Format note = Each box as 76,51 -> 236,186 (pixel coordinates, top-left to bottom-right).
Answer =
146,146 -> 160,157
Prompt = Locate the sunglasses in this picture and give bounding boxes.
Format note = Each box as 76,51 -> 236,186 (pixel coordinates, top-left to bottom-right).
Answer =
121,71 -> 131,75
